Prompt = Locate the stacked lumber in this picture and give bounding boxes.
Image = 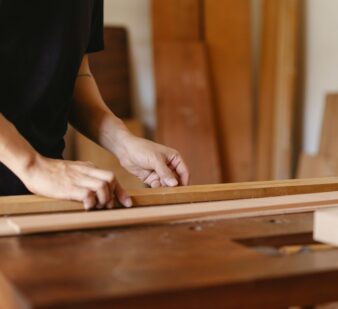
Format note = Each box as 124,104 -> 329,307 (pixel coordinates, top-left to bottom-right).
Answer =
152,0 -> 222,185
297,94 -> 338,178
256,0 -> 303,180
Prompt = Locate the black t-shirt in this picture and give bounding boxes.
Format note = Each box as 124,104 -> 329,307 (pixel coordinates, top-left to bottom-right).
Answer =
0,0 -> 104,195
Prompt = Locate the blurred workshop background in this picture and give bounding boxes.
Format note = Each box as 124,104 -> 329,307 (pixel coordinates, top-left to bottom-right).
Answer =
65,0 -> 338,187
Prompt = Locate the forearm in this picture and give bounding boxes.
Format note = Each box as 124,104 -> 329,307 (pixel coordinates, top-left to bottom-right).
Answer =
70,58 -> 132,158
0,114 -> 38,178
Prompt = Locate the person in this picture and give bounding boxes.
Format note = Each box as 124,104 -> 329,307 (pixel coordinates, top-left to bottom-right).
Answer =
0,0 -> 189,210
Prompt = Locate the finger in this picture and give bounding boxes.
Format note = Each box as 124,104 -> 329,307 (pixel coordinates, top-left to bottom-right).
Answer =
169,155 -> 190,186
144,171 -> 161,188
114,181 -> 132,208
76,176 -> 111,207
70,187 -> 97,211
154,160 -> 178,187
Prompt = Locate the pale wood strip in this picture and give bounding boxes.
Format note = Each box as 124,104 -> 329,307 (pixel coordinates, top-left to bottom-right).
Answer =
5,191 -> 338,236
1,178 -> 338,216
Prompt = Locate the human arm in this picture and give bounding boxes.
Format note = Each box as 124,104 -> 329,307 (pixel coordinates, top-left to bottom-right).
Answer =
0,113 -> 128,210
70,55 -> 190,188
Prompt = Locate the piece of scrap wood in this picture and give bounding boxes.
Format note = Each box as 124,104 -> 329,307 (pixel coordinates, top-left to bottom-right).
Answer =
3,191 -> 338,236
314,207 -> 338,247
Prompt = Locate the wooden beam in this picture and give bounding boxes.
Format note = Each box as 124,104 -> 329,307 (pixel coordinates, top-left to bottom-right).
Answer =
129,177 -> 338,206
205,0 -> 254,182
154,42 -> 222,184
3,191 -> 338,236
1,178 -> 338,216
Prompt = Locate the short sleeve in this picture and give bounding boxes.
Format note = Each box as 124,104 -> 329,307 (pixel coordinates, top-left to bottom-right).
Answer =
86,0 -> 104,53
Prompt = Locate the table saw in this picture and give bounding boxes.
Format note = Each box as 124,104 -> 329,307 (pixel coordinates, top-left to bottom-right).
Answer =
2,177 -> 338,308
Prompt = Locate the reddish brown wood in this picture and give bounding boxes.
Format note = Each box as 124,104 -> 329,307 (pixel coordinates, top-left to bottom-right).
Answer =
205,0 -> 254,182
1,213 -> 338,308
154,42 -> 222,184
90,27 -> 132,118
152,0 -> 203,41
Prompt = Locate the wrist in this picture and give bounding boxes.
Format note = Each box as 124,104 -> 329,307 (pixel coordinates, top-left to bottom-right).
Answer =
100,116 -> 136,159
14,151 -> 42,181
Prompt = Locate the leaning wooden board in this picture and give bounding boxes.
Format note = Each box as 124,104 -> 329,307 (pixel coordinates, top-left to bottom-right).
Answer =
89,27 -> 132,118
1,178 -> 338,216
152,0 -> 203,41
256,0 -> 302,180
154,42 -> 222,184
205,0 -> 254,182
2,191 -> 338,236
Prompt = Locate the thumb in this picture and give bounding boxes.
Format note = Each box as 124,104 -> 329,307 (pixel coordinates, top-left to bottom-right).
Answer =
155,161 -> 178,187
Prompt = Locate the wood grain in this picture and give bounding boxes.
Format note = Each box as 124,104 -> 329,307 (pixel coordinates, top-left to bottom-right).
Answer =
129,177 -> 338,206
256,0 -> 303,180
152,0 -> 203,41
154,42 -> 222,184
4,191 -> 338,236
89,27 -> 132,118
2,178 -> 338,216
205,0 -> 254,182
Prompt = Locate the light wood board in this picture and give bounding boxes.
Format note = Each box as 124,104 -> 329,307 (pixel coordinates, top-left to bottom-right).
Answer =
319,94 -> 338,169
256,0 -> 303,180
154,42 -> 222,184
3,191 -> 338,236
2,178 -> 338,216
205,0 -> 254,182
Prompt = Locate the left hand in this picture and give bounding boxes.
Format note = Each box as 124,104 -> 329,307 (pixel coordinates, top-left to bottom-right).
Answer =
116,134 -> 190,188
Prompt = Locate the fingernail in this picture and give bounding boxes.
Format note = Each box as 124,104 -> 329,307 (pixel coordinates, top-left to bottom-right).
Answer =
124,198 -> 133,208
165,178 -> 178,187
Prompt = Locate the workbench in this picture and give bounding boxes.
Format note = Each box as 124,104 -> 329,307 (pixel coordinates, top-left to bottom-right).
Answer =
2,179 -> 338,308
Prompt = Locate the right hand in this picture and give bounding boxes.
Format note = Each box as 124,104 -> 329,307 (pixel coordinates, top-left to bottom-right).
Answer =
19,155 -> 132,210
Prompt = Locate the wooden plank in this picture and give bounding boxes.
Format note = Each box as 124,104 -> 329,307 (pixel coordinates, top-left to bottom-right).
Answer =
319,94 -> 338,165
297,153 -> 336,179
154,42 -> 222,184
205,0 -> 254,182
273,0 -> 302,179
89,27 -> 132,118
152,0 -> 203,41
129,177 -> 338,206
256,0 -> 279,180
2,178 -> 338,216
74,119 -> 145,190
4,191 -> 338,236
256,0 -> 303,180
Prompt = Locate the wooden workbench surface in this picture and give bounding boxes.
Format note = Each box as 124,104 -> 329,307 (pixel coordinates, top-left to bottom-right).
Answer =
1,212 -> 338,308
